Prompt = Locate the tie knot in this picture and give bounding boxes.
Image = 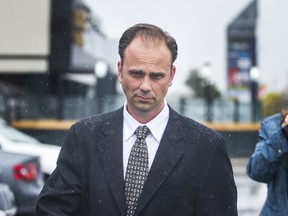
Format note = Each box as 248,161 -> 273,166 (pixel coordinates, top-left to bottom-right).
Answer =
135,125 -> 150,139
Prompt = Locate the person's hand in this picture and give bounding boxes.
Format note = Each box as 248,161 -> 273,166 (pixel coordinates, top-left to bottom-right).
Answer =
281,114 -> 288,138
282,115 -> 288,128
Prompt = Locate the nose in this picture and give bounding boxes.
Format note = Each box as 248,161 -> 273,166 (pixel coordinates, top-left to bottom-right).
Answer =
139,77 -> 152,92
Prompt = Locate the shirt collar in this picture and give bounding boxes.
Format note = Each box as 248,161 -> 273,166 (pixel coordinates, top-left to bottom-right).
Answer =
123,101 -> 169,142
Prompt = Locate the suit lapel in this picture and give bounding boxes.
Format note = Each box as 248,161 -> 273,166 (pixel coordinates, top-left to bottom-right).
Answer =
96,108 -> 126,216
136,108 -> 185,214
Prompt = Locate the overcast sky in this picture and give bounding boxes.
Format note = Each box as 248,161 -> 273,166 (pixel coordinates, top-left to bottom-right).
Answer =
84,0 -> 252,94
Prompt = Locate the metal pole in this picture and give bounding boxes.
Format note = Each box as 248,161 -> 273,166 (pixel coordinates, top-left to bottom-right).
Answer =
250,80 -> 258,122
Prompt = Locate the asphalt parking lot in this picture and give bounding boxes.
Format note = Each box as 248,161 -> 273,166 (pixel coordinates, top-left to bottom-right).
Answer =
232,158 -> 266,216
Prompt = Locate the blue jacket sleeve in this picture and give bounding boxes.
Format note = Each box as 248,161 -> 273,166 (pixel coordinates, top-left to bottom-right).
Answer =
246,114 -> 288,183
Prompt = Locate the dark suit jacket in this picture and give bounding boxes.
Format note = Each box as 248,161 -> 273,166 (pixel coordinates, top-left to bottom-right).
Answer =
36,106 -> 237,216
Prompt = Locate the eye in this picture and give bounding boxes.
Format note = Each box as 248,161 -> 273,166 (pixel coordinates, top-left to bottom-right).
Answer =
150,73 -> 164,80
129,70 -> 144,78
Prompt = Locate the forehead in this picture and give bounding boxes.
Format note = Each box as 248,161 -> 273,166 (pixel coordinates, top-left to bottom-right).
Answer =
124,37 -> 172,62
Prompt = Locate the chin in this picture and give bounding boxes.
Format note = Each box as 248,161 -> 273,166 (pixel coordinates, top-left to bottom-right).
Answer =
133,103 -> 151,112
137,106 -> 151,112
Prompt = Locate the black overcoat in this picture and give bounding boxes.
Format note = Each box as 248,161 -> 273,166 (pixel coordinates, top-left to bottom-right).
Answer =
36,106 -> 237,216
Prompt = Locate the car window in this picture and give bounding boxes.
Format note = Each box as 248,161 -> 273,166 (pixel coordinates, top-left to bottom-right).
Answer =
0,124 -> 39,143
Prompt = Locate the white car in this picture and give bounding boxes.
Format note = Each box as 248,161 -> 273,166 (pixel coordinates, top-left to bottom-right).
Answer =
0,120 -> 61,179
0,183 -> 16,216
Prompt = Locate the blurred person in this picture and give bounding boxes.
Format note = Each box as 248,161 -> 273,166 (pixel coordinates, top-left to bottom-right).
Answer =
36,23 -> 237,216
247,109 -> 288,215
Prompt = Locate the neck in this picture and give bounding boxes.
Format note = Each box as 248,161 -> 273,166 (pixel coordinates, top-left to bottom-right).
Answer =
126,104 -> 165,124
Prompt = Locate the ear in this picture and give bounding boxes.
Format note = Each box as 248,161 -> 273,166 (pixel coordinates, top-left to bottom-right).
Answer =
169,65 -> 176,87
117,61 -> 123,83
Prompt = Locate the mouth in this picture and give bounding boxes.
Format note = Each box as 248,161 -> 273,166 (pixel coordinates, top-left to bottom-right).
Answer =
137,95 -> 152,102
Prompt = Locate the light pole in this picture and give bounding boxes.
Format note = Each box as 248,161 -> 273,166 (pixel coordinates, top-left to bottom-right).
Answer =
94,61 -> 108,113
249,66 -> 260,122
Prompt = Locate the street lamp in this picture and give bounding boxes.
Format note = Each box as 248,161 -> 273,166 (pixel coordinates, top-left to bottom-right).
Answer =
249,66 -> 260,122
94,61 -> 108,79
201,63 -> 214,122
94,61 -> 108,113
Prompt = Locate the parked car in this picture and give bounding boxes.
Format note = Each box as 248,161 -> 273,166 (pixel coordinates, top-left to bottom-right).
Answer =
0,120 -> 61,179
0,150 -> 44,215
0,183 -> 16,216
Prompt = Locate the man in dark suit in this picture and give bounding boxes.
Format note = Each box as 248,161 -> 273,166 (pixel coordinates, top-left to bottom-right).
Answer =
36,23 -> 237,216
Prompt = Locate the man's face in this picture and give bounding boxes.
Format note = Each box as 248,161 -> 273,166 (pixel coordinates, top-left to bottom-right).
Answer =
118,37 -> 176,120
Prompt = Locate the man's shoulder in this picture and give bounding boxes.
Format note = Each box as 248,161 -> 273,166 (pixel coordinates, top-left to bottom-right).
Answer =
73,107 -> 123,129
169,107 -> 221,138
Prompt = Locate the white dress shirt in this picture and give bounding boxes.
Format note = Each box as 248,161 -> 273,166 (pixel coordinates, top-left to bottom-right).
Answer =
122,101 -> 169,178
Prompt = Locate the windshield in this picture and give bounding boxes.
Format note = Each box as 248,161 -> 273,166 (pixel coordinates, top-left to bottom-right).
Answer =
0,124 -> 40,143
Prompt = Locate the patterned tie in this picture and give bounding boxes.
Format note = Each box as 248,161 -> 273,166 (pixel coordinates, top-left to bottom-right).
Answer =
125,125 -> 150,216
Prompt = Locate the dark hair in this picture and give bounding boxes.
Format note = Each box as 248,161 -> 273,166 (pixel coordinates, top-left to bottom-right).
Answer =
118,23 -> 178,65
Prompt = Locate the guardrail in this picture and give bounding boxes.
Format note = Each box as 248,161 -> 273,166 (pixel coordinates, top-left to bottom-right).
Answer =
11,119 -> 259,158
11,119 -> 259,131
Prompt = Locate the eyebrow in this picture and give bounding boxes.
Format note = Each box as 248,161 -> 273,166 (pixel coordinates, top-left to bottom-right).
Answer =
128,69 -> 165,75
128,69 -> 144,75
129,69 -> 143,73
